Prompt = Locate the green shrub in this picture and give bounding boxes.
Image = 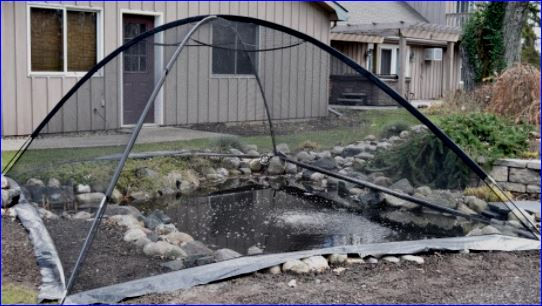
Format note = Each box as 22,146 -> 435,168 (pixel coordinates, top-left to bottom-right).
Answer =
369,113 -> 532,189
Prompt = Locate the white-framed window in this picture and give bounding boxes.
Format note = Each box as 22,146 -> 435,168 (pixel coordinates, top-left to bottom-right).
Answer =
27,4 -> 103,76
211,23 -> 259,76
378,44 -> 410,77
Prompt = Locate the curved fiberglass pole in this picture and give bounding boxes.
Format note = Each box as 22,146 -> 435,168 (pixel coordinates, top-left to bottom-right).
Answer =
60,15 -> 218,303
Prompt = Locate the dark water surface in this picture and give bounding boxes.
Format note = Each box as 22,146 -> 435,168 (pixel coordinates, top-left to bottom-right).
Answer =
154,188 -> 427,255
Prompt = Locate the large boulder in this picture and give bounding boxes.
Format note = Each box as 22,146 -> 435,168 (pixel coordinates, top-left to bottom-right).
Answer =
1,175 -> 8,189
1,189 -> 20,208
164,232 -> 194,246
123,228 -> 147,243
143,241 -> 187,259
144,210 -> 171,230
276,143 -> 290,154
309,158 -> 337,170
109,214 -> 144,229
26,178 -> 44,187
389,178 -> 414,195
267,157 -> 285,175
302,256 -> 329,273
223,157 -> 241,169
295,151 -> 314,163
181,241 -> 213,257
76,192 -> 105,209
464,196 -> 488,213
105,205 -> 142,219
282,259 -> 310,274
47,178 -> 61,188
166,171 -> 183,190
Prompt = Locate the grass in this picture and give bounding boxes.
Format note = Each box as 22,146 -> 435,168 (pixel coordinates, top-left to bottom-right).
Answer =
1,283 -> 38,304
1,109 -> 422,188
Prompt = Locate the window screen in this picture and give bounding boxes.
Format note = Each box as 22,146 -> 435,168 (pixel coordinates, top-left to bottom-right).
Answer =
123,23 -> 149,72
67,11 -> 97,71
31,8 -> 63,72
380,49 -> 392,75
212,23 -> 258,75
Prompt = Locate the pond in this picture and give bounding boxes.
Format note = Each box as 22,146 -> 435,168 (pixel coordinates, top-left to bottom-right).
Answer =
149,187 -> 431,255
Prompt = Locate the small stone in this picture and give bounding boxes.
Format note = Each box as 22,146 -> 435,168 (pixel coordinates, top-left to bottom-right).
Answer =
109,214 -> 143,229
349,188 -> 363,195
47,178 -> 61,188
249,159 -> 263,172
457,203 -> 477,215
2,189 -> 20,208
399,130 -> 410,138
356,152 -> 375,160
346,258 -> 365,265
223,157 -> 241,169
38,208 -> 59,220
74,184 -> 91,194
229,148 -> 244,156
415,186 -> 432,196
282,259 -> 310,274
161,260 -> 185,271
373,176 -> 392,187
214,248 -> 242,262
124,228 -> 147,242
135,167 -> 158,178
333,267 -> 346,275
26,178 -> 44,187
73,211 -> 92,220
276,143 -> 290,154
302,256 -> 329,273
287,279 -> 297,288
155,223 -> 177,235
400,255 -> 424,264
382,193 -> 418,209
332,146 -> 344,155
247,246 -> 263,255
365,257 -> 378,264
295,151 -> 314,162
365,135 -> 376,141
480,225 -> 501,235
327,254 -> 348,265
352,159 -> 366,171
267,265 -> 281,275
1,176 -> 8,189
243,144 -> 258,153
459,249 -> 470,254
110,189 -> 123,204
382,256 -> 400,263
129,191 -> 150,202
310,172 -> 325,182
217,168 -> 229,177
239,168 -> 252,175
105,205 -> 142,219
164,232 -> 194,246
464,196 -> 488,213
285,163 -> 297,174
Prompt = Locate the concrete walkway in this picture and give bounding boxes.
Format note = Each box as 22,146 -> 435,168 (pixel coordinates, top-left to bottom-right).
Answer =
1,126 -> 227,151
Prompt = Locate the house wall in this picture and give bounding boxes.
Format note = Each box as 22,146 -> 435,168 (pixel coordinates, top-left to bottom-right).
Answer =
1,1 -> 332,136
405,1 -> 451,25
330,39 -> 461,100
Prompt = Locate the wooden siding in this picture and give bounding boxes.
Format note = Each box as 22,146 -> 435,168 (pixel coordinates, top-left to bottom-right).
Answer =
2,1 -> 333,136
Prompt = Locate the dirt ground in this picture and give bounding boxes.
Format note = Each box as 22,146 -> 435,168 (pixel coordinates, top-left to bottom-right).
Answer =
2,216 -> 540,304
128,250 -> 541,304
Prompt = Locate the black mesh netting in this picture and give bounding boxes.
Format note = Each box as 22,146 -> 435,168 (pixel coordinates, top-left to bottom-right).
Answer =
3,16 -> 538,296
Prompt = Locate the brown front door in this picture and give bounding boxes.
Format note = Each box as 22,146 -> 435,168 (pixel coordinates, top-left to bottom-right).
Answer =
123,14 -> 155,125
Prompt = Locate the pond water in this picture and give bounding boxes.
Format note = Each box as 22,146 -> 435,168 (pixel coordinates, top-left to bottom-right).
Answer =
154,187 -> 429,255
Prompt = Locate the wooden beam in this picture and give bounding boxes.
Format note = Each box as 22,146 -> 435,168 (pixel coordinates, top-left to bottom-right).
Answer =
398,32 -> 408,97
372,43 -> 379,74
445,41 -> 455,94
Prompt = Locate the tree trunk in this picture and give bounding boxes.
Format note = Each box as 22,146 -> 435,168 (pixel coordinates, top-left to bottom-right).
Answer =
503,2 -> 529,68
460,43 -> 476,91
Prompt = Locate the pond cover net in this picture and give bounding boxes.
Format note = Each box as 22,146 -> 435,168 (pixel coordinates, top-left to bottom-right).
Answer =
3,15 -> 539,300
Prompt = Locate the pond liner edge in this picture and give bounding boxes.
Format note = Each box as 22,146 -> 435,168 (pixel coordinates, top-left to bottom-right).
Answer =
8,178 -> 66,302
64,235 -> 540,305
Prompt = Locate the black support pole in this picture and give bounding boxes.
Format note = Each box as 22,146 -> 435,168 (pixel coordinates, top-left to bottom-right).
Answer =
60,16 -> 218,304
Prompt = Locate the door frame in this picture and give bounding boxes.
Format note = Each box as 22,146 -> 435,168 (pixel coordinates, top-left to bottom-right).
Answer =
119,9 -> 164,127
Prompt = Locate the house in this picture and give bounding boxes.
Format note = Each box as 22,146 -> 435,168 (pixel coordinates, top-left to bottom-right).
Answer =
330,1 -> 464,104
1,1 -> 346,137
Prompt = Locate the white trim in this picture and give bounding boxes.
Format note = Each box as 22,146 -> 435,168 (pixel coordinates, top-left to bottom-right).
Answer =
119,9 -> 164,128
377,43 -> 410,77
209,23 -> 261,79
26,3 -> 104,77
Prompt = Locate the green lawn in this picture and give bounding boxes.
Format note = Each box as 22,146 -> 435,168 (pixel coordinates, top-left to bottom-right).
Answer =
1,109 -> 422,187
1,283 -> 38,304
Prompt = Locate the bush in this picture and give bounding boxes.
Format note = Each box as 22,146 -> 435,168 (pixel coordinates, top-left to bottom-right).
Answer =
369,113 -> 532,189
